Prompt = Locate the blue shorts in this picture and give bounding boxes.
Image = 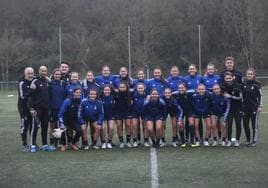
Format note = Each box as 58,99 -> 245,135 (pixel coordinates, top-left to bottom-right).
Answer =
193,112 -> 211,119
131,111 -> 144,120
103,112 -> 116,121
211,112 -> 224,118
211,113 -> 225,123
144,115 -> 164,122
115,111 -> 132,120
84,120 -> 103,126
166,109 -> 178,118
182,111 -> 194,119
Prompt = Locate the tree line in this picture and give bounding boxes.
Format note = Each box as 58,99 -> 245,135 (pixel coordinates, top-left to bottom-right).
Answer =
0,0 -> 267,81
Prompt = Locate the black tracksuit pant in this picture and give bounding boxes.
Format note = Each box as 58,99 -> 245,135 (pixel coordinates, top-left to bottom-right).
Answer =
227,107 -> 242,141
243,108 -> 259,143
30,107 -> 49,146
60,119 -> 82,145
18,105 -> 32,146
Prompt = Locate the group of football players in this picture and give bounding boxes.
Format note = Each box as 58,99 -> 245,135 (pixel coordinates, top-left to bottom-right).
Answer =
17,56 -> 263,152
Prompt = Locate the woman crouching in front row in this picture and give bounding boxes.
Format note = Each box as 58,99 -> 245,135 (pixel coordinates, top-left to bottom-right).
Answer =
144,89 -> 167,148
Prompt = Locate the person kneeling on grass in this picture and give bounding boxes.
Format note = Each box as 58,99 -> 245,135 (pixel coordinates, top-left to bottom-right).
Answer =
79,89 -> 104,149
58,88 -> 82,151
144,89 -> 167,148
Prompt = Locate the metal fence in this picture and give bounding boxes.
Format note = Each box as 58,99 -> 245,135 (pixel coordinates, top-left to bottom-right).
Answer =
0,81 -> 18,94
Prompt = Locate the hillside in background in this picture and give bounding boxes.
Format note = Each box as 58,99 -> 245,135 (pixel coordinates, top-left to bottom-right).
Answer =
0,0 -> 267,80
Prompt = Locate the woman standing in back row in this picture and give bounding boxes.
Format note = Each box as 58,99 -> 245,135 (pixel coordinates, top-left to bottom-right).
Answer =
242,68 -> 263,147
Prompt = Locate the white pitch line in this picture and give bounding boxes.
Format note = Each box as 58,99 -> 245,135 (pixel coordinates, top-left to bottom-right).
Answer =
150,147 -> 159,188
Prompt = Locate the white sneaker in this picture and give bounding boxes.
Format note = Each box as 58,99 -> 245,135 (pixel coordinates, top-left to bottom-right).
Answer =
221,141 -> 226,147
172,142 -> 177,147
133,142 -> 138,148
251,141 -> 257,147
159,139 -> 164,145
204,141 -> 210,146
226,141 -> 232,147
234,140 -> 240,147
126,142 -> 132,148
159,140 -> 166,148
144,142 -> 150,147
101,143 -> 107,149
211,141 -> 218,146
119,142 -> 125,148
93,145 -> 100,150
84,145 -> 90,150
195,141 -> 200,146
107,143 -> 112,149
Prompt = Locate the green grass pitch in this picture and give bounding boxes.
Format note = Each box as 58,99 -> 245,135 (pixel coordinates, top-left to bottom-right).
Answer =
0,89 -> 267,188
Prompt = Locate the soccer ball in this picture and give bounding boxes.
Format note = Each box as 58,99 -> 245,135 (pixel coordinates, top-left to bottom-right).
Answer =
52,128 -> 65,138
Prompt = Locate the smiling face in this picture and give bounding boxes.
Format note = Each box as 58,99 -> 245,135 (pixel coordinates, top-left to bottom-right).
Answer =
89,90 -> 97,100
53,70 -> 62,80
60,63 -> 69,75
73,89 -> 82,99
24,67 -> 34,81
39,66 -> 48,78
170,66 -> 179,77
150,90 -> 159,100
119,67 -> 128,78
197,84 -> 206,95
137,83 -> 145,94
86,71 -> 94,82
164,88 -> 172,99
224,74 -> 233,84
103,86 -> 111,96
153,68 -> 162,79
137,70 -> 145,80
207,65 -> 215,75
246,70 -> 254,80
212,84 -> 221,95
188,65 -> 197,76
70,72 -> 79,83
178,83 -> 186,94
225,60 -> 234,71
119,83 -> 127,92
102,66 -> 110,77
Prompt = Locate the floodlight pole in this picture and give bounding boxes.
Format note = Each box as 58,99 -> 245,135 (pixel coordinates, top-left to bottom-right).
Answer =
145,65 -> 149,79
128,25 -> 131,77
59,27 -> 62,64
198,24 -> 201,75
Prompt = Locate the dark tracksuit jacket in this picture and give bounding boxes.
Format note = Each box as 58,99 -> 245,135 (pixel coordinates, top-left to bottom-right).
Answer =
58,97 -> 82,145
242,79 -> 263,143
18,78 -> 33,146
220,81 -> 243,141
28,76 -> 50,146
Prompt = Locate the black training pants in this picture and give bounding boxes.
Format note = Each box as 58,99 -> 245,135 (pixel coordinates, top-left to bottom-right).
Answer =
227,107 -> 242,141
60,119 -> 82,145
243,109 -> 259,143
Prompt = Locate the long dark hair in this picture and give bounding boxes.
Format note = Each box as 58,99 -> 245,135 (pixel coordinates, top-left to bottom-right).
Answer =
88,88 -> 100,100
118,81 -> 132,106
51,68 -> 63,80
100,84 -> 115,98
